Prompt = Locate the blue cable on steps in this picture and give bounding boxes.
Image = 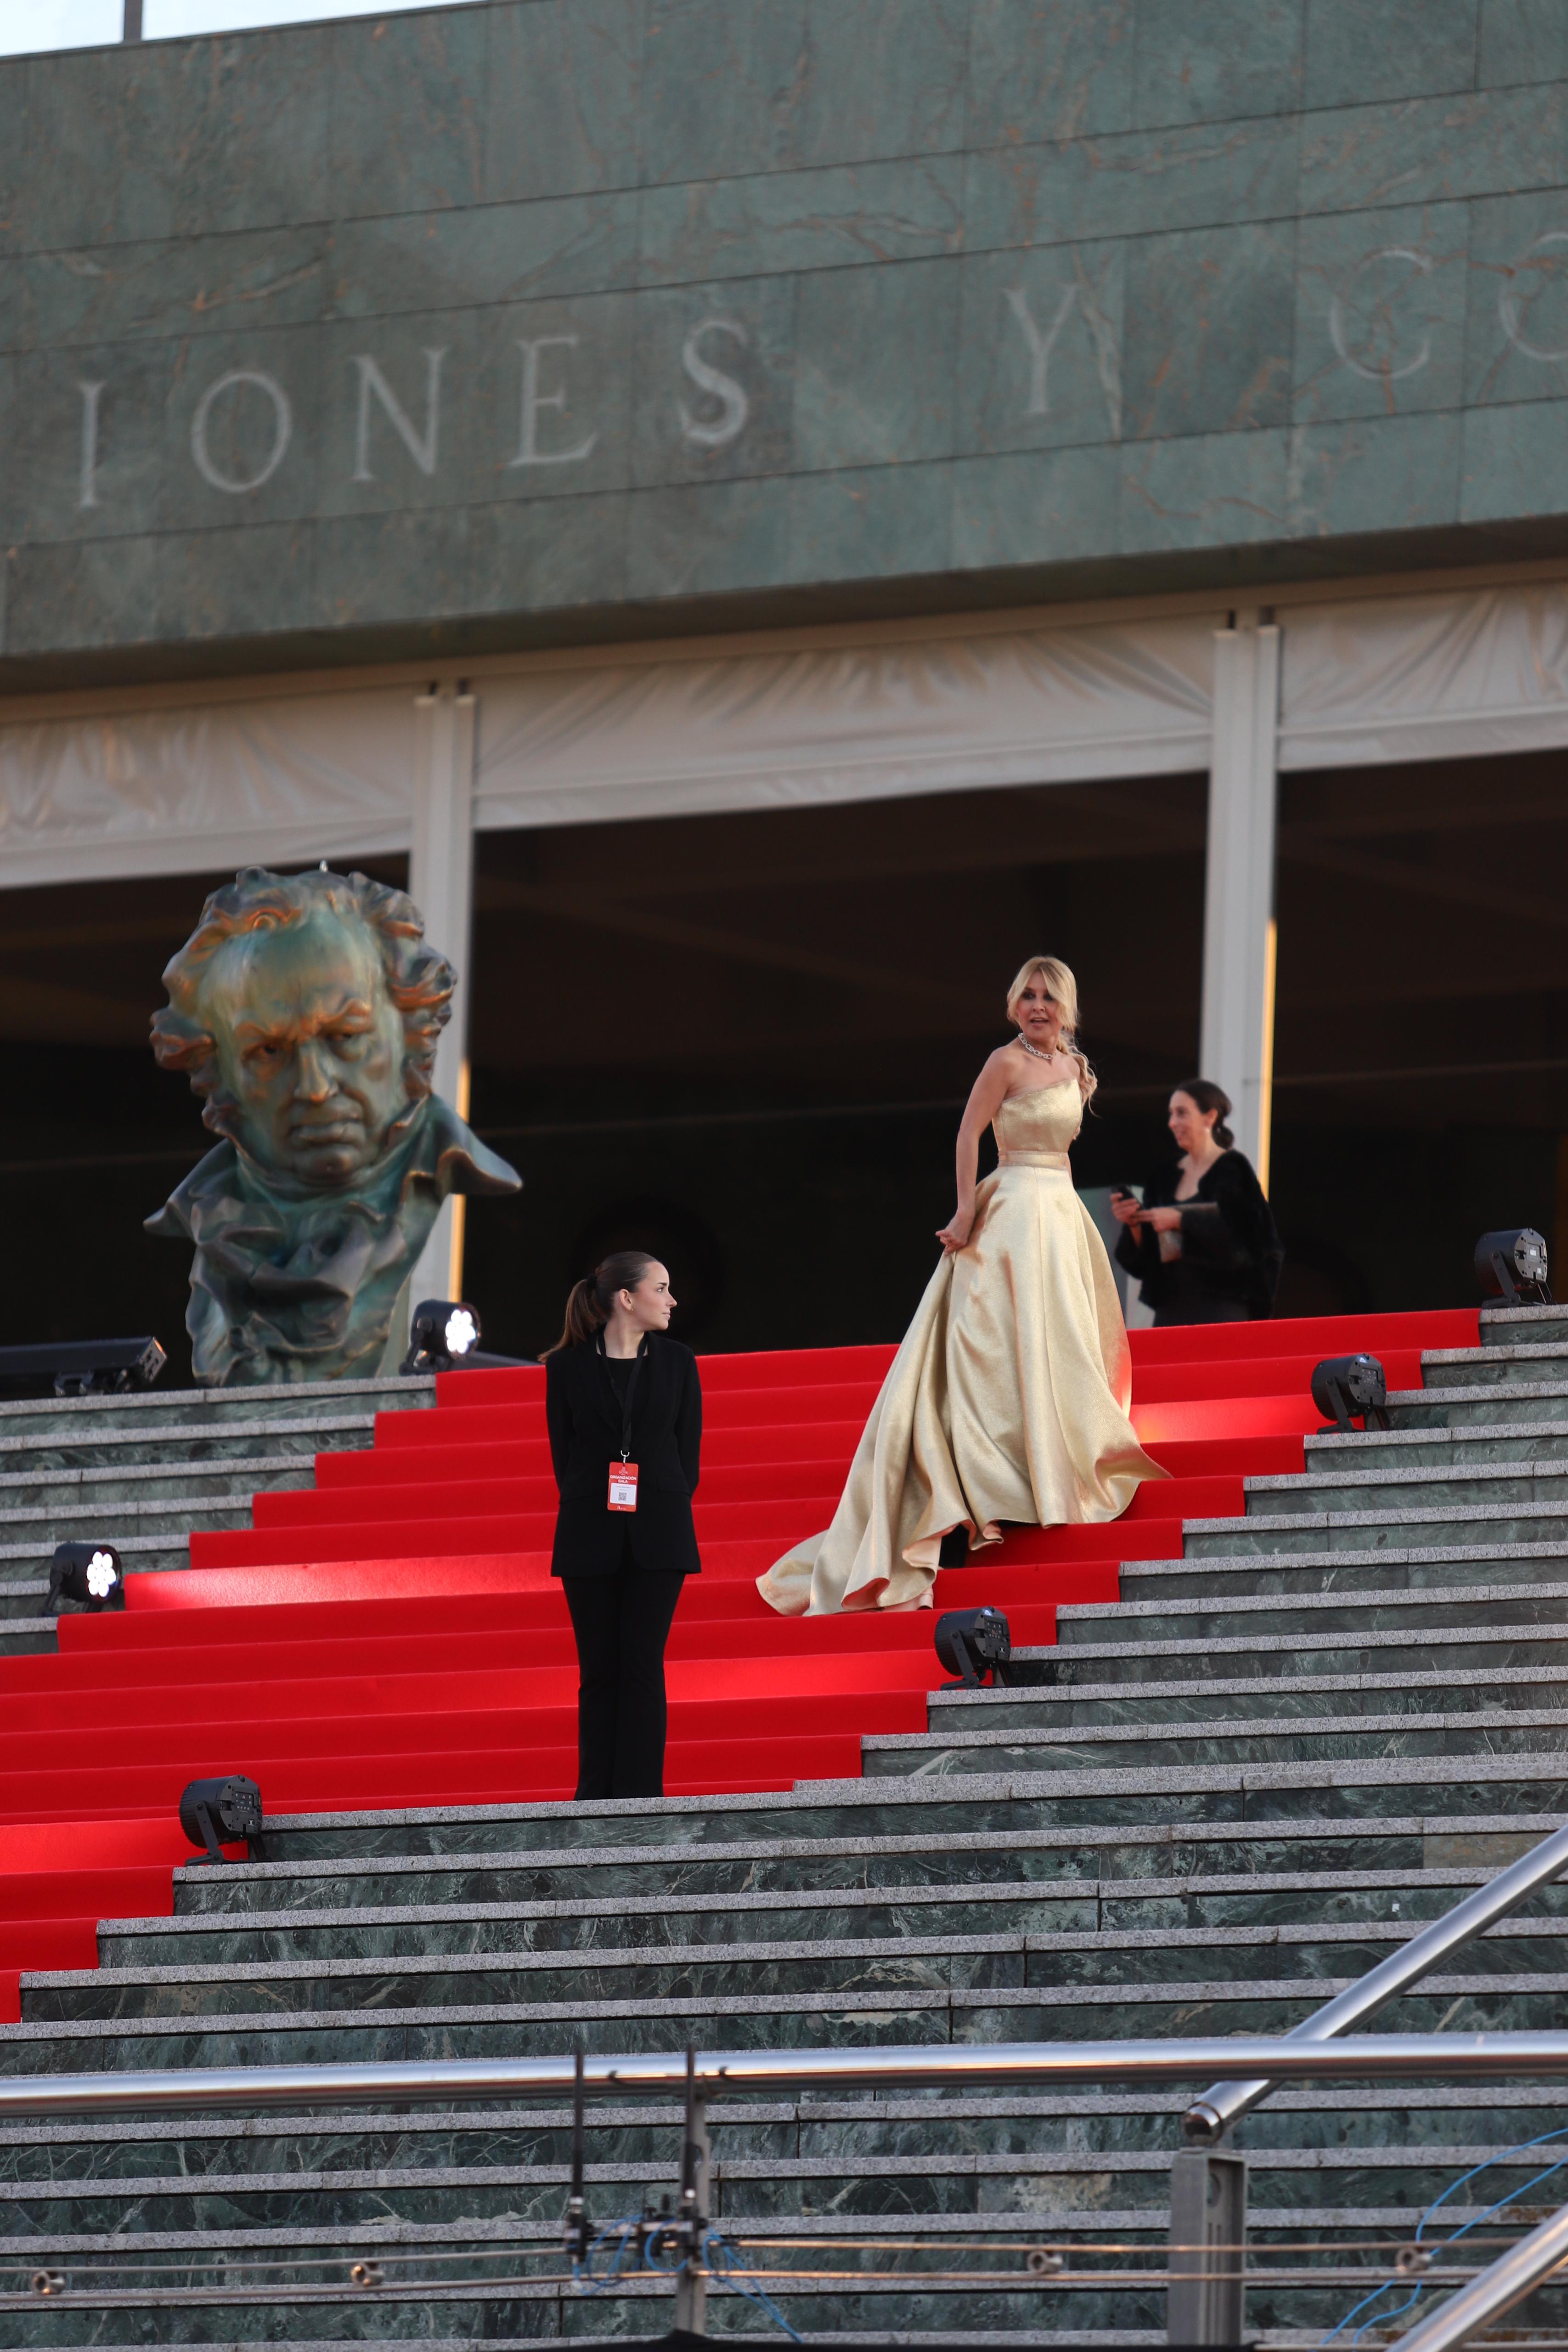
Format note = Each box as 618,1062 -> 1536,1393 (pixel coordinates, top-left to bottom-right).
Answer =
1319,2122 -> 1568,2346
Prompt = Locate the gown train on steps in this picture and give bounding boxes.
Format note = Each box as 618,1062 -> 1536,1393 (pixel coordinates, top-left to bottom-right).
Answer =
756,1079 -> 1168,1617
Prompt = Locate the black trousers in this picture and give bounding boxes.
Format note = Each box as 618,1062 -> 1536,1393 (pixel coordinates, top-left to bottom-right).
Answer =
560,1556 -> 685,1801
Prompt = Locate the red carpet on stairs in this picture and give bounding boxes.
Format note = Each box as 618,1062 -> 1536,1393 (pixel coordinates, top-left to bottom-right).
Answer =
0,1306 -> 1480,2008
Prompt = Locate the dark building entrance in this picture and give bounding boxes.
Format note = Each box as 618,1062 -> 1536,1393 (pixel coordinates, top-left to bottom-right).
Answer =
464,775 -> 1209,1358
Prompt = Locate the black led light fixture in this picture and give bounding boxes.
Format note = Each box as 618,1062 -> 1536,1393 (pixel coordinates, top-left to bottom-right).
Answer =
400,1299 -> 529,1376
0,1337 -> 165,1399
179,1775 -> 263,1865
934,1606 -> 1013,1689
1475,1227 -> 1553,1307
49,1541 -> 125,1613
1310,1354 -> 1391,1435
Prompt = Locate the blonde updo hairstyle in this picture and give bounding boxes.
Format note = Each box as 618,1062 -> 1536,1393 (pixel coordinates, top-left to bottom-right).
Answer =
1005,956 -> 1097,1103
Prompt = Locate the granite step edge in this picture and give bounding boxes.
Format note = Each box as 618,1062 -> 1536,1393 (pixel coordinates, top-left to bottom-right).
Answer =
942,1663 -> 1568,1704
868,1702 -> 1568,1753
128,1862 -> 1549,1936
1059,1575 -> 1568,1623
9,1973 -> 1568,2039
198,1813 -> 1567,1888
243,1755 -> 1568,1840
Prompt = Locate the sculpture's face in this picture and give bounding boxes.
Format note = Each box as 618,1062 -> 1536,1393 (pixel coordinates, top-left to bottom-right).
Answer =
199,906 -> 409,1185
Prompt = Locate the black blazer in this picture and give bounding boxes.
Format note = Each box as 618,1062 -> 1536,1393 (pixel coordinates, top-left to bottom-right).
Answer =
1115,1149 -> 1284,1321
545,1334 -> 702,1577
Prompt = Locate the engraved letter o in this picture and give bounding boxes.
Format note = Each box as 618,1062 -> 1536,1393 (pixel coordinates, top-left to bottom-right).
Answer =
190,369 -> 293,494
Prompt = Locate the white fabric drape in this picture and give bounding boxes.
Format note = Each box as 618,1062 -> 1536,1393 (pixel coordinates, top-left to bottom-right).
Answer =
1279,585 -> 1568,770
2,582 -> 1568,890
0,690 -> 414,887
472,618 -> 1218,830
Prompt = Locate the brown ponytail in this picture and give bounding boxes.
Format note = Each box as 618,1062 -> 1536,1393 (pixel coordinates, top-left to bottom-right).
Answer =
1174,1078 -> 1235,1151
543,1250 -> 659,1356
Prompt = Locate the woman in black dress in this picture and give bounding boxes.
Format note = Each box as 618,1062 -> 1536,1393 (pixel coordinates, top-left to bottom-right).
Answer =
543,1250 -> 702,1800
1111,1080 -> 1282,1326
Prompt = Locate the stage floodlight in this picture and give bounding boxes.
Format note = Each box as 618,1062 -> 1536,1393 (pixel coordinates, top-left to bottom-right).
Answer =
935,1605 -> 1013,1689
1476,1227 -> 1553,1306
0,1337 -> 166,1399
179,1775 -> 263,1865
1311,1354 -> 1391,1435
400,1298 -> 531,1376
48,1541 -> 125,1614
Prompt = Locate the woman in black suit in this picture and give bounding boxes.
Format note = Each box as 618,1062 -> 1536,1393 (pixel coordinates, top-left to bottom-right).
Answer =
1111,1079 -> 1283,1325
543,1251 -> 701,1801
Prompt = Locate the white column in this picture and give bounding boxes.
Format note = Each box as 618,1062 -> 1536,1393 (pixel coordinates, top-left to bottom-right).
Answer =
407,682 -> 477,1316
1200,613 -> 1281,1190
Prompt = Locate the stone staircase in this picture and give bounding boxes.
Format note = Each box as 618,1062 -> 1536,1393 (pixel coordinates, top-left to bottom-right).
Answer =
1,1310 -> 1567,2343
0,1376 -> 428,1645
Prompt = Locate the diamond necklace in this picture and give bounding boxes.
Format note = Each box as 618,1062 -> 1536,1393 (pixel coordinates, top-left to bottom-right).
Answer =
1017,1035 -> 1057,1061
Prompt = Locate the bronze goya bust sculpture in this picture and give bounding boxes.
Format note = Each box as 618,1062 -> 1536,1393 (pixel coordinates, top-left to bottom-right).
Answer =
145,865 -> 520,1385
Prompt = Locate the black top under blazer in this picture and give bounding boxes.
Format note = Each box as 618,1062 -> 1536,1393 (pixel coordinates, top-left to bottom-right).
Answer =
545,1334 -> 703,1577
1114,1149 -> 1284,1322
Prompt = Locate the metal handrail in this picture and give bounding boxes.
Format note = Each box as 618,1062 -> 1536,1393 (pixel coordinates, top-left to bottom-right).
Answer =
5,2033 -> 1568,2119
1392,2191 -> 1568,2352
1183,1814 -> 1568,2144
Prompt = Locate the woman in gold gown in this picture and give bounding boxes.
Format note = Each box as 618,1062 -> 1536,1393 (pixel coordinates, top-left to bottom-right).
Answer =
757,956 -> 1166,1617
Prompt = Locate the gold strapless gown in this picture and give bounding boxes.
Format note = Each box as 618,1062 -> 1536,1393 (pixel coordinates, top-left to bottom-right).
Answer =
757,1080 -> 1168,1617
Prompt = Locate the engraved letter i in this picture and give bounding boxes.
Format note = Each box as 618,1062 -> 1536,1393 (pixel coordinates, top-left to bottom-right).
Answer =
77,380 -> 106,509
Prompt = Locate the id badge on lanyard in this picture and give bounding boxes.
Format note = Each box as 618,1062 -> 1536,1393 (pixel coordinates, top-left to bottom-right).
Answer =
599,1337 -> 645,1512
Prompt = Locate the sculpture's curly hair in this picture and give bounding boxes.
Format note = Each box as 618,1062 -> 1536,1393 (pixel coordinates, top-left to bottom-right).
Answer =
151,866 -> 455,1137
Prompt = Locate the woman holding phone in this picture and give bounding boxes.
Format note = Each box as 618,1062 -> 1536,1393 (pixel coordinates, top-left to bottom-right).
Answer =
543,1252 -> 701,1800
1111,1080 -> 1281,1325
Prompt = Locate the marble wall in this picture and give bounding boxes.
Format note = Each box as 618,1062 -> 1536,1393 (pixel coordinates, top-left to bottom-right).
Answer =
4,0 -> 1568,673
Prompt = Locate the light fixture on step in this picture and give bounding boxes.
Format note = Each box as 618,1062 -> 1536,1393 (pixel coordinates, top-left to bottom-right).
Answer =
1475,1227 -> 1553,1306
400,1298 -> 530,1376
1310,1354 -> 1391,1435
48,1540 -> 125,1613
179,1775 -> 263,1864
935,1606 -> 1013,1688
0,1336 -> 166,1398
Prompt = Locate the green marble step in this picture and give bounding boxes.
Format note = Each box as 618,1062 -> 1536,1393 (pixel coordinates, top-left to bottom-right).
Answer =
243,1758 -> 1568,1866
1245,1459 -> 1568,1517
1058,1575 -> 1568,1646
6,2083 -> 1564,2193
1118,1540 -> 1568,1602
41,1901 -> 1568,2024
1424,1338 -> 1568,1388
1191,1490 -> 1568,1553
1015,1617 -> 1568,1686
107,1860 -> 1568,1971
0,1533 -> 184,1590
0,1454 -> 311,1520
9,1968 -> 1568,2072
0,1375 -> 429,1455
0,1492 -> 249,1549
0,1617 -> 53,1655
1480,1307 -> 1568,1348
172,1815 -> 1556,1916
0,1412 -> 372,1479
1310,1420 -> 1568,1470
864,1705 -> 1568,1779
1388,1378 -> 1568,1429
0,2138 -> 1563,2239
948,1662 -> 1568,1727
